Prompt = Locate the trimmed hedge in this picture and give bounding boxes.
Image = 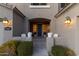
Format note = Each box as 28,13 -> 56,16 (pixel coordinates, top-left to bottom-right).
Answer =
17,41 -> 33,56
0,40 -> 33,56
0,40 -> 20,56
51,45 -> 76,56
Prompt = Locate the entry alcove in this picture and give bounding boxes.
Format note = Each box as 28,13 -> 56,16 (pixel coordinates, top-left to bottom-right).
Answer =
29,18 -> 51,36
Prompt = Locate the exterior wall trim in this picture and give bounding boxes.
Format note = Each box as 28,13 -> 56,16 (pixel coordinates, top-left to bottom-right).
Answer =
13,7 -> 25,18
0,3 -> 13,10
54,3 -> 75,18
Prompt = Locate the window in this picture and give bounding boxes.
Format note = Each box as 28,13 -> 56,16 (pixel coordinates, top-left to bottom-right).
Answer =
30,3 -> 50,8
61,3 -> 66,8
58,3 -> 70,11
61,3 -> 70,8
31,3 -> 47,6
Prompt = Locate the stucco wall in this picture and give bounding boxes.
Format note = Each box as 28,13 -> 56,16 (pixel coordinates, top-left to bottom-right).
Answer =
0,5 -> 13,43
55,4 -> 79,55
0,22 -> 4,45
11,3 -> 26,15
24,3 -> 58,32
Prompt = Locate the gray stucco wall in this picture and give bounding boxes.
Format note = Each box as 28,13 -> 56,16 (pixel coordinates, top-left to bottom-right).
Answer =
24,3 -> 58,19
0,5 -> 13,43
24,3 -> 58,32
54,4 -> 79,55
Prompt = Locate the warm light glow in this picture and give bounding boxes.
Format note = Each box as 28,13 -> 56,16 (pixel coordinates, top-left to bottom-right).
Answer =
65,16 -> 71,24
64,19 -> 74,28
65,20 -> 71,24
3,20 -> 8,24
42,24 -> 49,32
3,20 -> 12,27
33,24 -> 37,32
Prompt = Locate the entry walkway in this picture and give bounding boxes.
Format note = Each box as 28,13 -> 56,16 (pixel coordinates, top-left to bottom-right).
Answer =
33,37 -> 48,56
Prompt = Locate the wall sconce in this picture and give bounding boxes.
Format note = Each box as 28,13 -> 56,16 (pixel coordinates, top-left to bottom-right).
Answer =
65,16 -> 71,24
2,17 -> 9,24
2,17 -> 12,30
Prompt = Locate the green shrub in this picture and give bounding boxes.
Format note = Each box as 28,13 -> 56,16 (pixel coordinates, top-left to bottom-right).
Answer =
51,45 -> 76,56
51,45 -> 66,56
17,41 -> 33,56
0,40 -> 33,56
65,48 -> 76,56
0,40 -> 20,56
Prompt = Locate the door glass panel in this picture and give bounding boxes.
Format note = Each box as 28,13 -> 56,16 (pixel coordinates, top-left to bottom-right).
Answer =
33,24 -> 37,32
38,24 -> 42,36
42,24 -> 48,32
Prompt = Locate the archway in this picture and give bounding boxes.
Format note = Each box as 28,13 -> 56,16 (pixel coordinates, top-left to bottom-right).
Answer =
29,18 -> 51,37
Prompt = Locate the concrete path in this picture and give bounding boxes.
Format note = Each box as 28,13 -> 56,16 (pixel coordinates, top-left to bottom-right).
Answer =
33,37 -> 48,56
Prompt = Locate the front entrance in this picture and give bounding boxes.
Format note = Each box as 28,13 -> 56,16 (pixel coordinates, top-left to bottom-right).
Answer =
29,18 -> 50,37
31,23 -> 49,37
37,24 -> 42,36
